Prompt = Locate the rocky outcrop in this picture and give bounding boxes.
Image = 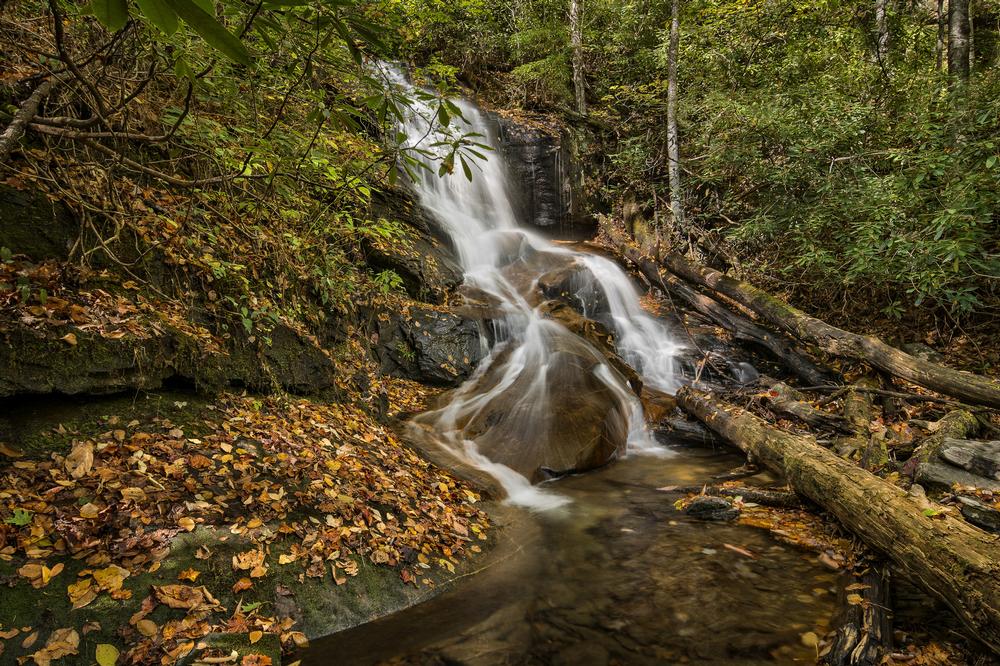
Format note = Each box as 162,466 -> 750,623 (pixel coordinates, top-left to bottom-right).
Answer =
363,193 -> 464,304
496,118 -> 594,237
0,321 -> 337,397
375,305 -> 486,386
0,184 -> 78,260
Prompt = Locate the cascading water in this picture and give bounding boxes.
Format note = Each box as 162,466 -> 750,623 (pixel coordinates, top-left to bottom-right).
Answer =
383,65 -> 682,509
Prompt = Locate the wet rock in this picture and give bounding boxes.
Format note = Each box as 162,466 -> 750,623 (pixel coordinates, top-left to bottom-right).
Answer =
956,496 -> 1000,533
0,184 -> 78,261
536,263 -> 609,317
376,305 -> 486,386
497,118 -> 594,237
537,300 -> 641,395
361,221 -> 463,305
685,496 -> 740,521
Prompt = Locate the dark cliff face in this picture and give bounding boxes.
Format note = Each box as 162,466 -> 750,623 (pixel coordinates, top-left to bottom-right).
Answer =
496,118 -> 595,238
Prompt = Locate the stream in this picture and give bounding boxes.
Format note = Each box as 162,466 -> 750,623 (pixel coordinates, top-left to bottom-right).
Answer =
303,67 -> 841,664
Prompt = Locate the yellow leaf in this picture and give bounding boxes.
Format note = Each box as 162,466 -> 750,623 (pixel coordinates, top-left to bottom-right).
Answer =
177,568 -> 200,582
61,332 -> 78,346
847,593 -> 864,605
177,517 -> 196,532
246,518 -> 263,529
249,631 -> 263,644
96,643 -> 120,666
79,503 -> 100,519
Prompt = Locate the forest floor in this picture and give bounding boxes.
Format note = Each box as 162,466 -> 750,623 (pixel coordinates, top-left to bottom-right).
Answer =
0,340 -> 493,665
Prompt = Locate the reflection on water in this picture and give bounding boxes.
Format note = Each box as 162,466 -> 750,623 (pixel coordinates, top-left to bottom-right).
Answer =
305,446 -> 837,665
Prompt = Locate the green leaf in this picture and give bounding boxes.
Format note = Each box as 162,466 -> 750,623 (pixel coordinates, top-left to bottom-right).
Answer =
437,103 -> 450,127
166,0 -> 250,64
87,0 -> 129,30
135,0 -> 178,34
96,644 -> 120,666
988,155 -> 998,168
5,508 -> 33,526
459,154 -> 472,182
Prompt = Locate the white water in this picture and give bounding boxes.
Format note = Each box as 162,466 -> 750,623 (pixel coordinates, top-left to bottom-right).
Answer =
383,65 -> 682,509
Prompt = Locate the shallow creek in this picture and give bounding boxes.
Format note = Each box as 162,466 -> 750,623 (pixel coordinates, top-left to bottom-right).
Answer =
305,446 -> 838,665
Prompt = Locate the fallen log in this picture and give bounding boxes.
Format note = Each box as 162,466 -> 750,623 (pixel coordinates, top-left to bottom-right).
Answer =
760,377 -> 854,434
660,252 -> 1000,408
617,245 -> 831,386
653,417 -> 724,448
822,564 -> 892,665
675,386 -> 1000,653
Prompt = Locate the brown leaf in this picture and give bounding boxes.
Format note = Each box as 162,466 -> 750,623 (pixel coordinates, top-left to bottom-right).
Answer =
64,442 -> 94,479
60,333 -> 77,346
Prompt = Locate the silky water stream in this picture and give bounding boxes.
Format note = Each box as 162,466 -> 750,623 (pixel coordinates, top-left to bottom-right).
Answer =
305,67 -> 838,664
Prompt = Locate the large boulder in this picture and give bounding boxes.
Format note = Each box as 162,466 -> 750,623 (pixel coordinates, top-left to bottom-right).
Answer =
421,315 -> 638,482
375,305 -> 486,386
536,300 -> 641,395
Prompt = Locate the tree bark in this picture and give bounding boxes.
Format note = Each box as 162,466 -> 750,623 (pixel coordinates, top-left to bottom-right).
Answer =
874,0 -> 890,67
666,0 -> 685,227
822,565 -> 893,665
936,0 -> 946,70
657,251 -> 1000,408
676,386 -> 1000,654
569,0 -> 586,116
948,0 -> 971,79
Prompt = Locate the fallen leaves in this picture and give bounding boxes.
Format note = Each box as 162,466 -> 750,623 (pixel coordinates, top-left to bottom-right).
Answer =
63,442 -> 94,479
18,562 -> 63,588
0,393 -> 489,664
29,628 -> 79,666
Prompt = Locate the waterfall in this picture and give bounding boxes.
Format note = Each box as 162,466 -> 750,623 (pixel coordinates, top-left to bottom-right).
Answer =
383,65 -> 682,509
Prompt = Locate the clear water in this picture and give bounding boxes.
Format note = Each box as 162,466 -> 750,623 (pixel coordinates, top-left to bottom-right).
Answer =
305,448 -> 838,665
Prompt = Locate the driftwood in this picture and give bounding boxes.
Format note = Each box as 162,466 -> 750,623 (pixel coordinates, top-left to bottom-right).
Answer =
659,252 -> 1000,408
676,386 -> 1000,654
617,244 -> 831,385
822,565 -> 892,665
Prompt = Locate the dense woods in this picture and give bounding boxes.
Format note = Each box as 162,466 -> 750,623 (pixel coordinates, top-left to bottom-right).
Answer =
2,0 -> 1000,663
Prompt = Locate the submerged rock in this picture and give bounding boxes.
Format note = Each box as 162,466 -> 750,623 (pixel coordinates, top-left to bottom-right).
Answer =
376,305 -> 486,386
685,496 -> 740,521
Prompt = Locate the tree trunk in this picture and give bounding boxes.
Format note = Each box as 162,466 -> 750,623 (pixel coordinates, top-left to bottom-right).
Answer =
948,0 -> 970,79
675,387 -> 1000,654
657,251 -> 1000,408
874,0 -> 890,67
569,0 -> 586,116
936,0 -> 946,70
666,0 -> 685,227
